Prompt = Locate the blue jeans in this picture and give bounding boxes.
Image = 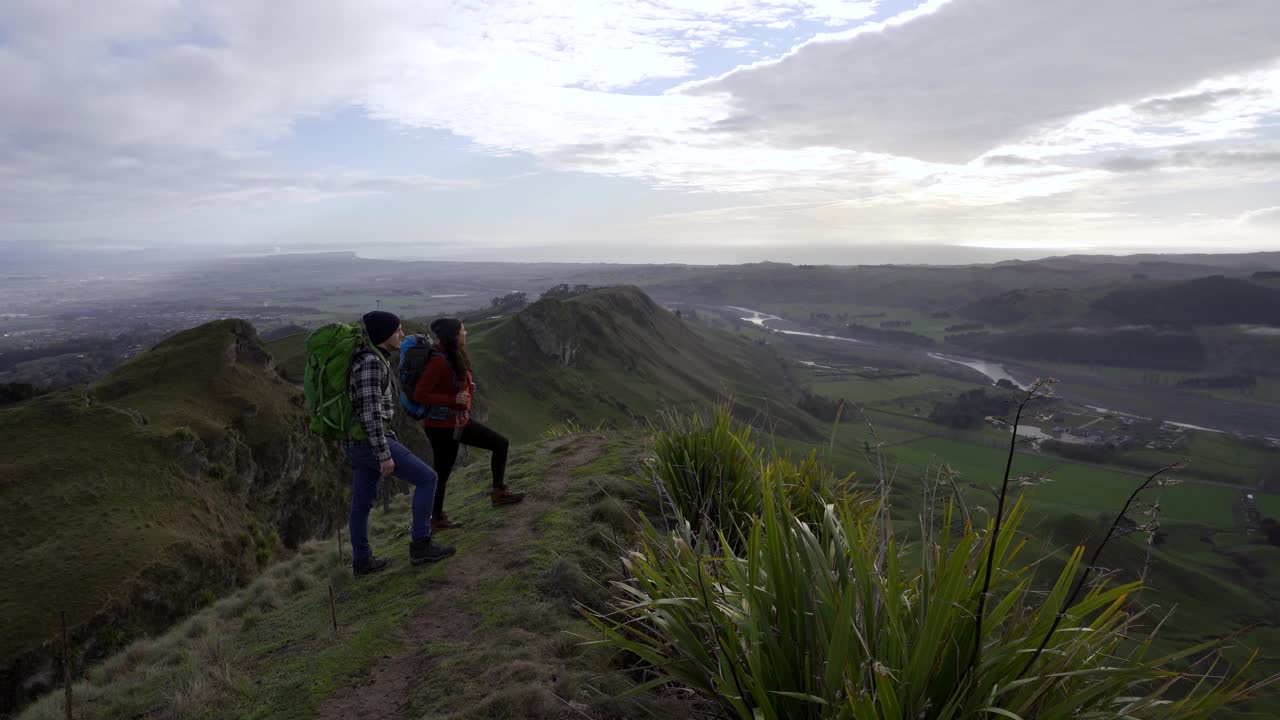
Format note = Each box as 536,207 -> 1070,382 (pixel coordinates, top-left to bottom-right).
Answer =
345,437 -> 437,561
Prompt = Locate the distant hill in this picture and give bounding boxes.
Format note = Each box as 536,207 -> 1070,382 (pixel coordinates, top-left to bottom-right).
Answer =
624,257 -> 1267,313
466,286 -> 818,441
951,327 -> 1208,371
958,287 -> 1095,326
1094,276 -> 1280,325
0,320 -> 343,713
1043,251 -> 1280,272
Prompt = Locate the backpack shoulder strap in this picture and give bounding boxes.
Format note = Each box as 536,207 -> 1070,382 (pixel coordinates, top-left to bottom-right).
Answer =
350,348 -> 391,390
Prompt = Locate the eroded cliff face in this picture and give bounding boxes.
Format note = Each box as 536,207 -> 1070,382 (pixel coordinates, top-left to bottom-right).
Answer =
1,320 -> 346,715
514,301 -> 587,368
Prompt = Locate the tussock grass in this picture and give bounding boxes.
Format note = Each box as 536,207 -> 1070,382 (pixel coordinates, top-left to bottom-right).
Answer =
587,498 -> 631,530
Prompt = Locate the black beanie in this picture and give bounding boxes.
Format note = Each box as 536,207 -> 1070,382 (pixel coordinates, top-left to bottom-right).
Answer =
363,310 -> 401,346
430,317 -> 462,344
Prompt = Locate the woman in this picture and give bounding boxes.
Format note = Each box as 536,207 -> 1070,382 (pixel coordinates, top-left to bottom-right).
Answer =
414,317 -> 524,530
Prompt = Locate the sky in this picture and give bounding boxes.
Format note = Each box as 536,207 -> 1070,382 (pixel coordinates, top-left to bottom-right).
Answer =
1,0 -> 1279,266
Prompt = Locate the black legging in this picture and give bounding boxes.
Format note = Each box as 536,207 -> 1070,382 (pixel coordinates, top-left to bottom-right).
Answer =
424,419 -> 509,515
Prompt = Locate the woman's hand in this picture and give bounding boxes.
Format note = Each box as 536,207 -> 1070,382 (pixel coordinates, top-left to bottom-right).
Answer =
456,390 -> 471,405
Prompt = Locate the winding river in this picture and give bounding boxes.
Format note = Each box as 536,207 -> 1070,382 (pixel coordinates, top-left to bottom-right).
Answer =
724,305 -> 1275,441
729,305 -> 1017,385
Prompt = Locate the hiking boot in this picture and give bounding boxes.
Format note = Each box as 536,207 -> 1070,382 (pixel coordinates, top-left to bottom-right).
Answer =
353,556 -> 389,578
410,538 -> 456,565
431,513 -> 464,531
490,486 -> 526,507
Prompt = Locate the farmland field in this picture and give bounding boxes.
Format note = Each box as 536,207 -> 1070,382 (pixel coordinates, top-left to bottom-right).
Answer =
802,366 -> 1280,527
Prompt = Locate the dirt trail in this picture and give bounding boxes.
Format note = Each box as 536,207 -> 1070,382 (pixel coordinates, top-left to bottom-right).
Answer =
315,435 -> 606,720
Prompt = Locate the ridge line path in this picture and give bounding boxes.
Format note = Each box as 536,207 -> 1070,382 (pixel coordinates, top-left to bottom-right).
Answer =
315,434 -> 607,720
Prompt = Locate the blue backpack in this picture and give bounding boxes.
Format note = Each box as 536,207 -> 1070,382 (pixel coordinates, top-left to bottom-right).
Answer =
398,334 -> 440,420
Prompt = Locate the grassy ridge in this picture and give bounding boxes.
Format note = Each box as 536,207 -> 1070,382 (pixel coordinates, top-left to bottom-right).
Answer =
266,288 -> 816,446
19,434 -> 693,720
464,287 -> 819,444
1,320 -> 344,712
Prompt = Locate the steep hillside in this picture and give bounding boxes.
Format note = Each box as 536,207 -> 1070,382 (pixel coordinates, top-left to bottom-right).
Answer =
464,286 -> 818,441
0,320 -> 344,713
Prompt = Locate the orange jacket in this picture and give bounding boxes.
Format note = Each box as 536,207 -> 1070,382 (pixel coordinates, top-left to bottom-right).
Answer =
412,344 -> 476,429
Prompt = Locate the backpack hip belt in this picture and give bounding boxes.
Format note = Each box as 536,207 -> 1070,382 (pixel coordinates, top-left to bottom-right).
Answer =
426,406 -> 467,421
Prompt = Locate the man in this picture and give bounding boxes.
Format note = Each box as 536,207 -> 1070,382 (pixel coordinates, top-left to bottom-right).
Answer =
344,310 -> 455,576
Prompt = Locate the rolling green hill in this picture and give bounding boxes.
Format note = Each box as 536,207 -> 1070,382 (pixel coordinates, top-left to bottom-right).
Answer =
267,286 -> 820,445
0,320 -> 344,713
465,286 -> 818,442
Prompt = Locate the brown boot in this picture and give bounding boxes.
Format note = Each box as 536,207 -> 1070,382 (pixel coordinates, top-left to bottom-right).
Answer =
431,513 -> 464,531
490,486 -> 526,507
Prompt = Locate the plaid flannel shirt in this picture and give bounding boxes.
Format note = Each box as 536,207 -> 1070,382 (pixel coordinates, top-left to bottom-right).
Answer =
343,350 -> 395,461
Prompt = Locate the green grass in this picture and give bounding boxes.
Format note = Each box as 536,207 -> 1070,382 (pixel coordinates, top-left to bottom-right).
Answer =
20,434 -> 691,720
1020,462 -> 1280,524
884,436 -> 1056,488
1031,361 -> 1280,408
806,371 -> 982,407
1185,432 -> 1280,480
1,320 -> 344,694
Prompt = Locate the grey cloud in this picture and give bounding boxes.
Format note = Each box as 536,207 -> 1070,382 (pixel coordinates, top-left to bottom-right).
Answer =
1100,156 -> 1166,173
545,137 -> 667,167
983,155 -> 1042,167
1099,146 -> 1280,172
1133,88 -> 1254,118
688,0 -> 1280,162
0,141 -> 476,222
702,114 -> 765,133
0,1 -> 410,221
1204,150 -> 1280,167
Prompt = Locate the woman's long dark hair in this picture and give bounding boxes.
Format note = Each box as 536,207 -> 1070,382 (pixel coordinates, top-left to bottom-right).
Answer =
440,336 -> 472,383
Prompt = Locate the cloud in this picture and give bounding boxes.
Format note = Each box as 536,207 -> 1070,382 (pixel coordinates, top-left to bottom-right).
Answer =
1099,156 -> 1165,173
0,0 -> 884,220
688,0 -> 1280,162
0,141 -> 480,222
2,0 -> 1279,258
1099,145 -> 1280,173
1241,206 -> 1280,226
982,155 -> 1043,167
1133,88 -> 1257,119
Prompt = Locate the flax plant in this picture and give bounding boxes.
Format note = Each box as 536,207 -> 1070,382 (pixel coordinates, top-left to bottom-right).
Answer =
590,406 -> 1272,720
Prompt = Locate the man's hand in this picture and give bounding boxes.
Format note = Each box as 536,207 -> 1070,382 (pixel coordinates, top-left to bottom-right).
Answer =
379,458 -> 395,477
456,391 -> 471,405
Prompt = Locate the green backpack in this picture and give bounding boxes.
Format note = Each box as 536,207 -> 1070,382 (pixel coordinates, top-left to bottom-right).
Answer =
303,322 -> 373,441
